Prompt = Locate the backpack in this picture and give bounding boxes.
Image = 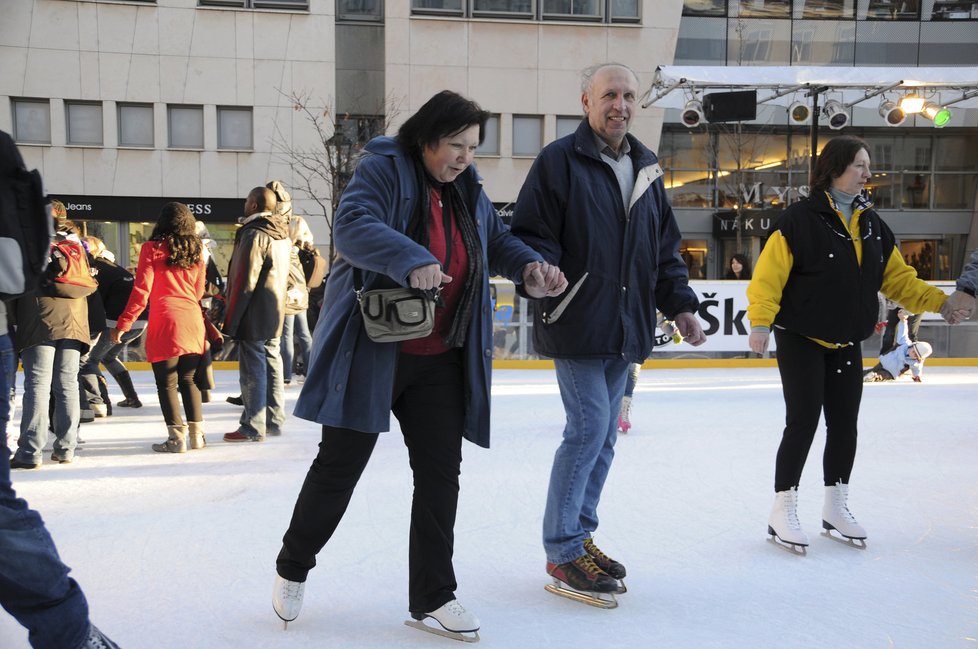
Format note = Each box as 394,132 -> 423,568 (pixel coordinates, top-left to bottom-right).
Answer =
298,246 -> 327,289
0,133 -> 54,300
42,238 -> 99,299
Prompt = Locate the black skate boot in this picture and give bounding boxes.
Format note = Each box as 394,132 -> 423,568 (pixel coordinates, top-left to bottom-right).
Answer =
545,555 -> 619,609
584,537 -> 627,593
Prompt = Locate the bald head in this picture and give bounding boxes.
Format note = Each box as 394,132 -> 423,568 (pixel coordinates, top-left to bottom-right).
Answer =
245,186 -> 277,216
581,63 -> 639,95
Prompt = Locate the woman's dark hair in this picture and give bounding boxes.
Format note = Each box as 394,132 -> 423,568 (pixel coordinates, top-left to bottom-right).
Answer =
151,202 -> 203,269
725,253 -> 752,280
810,135 -> 870,192
396,90 -> 490,160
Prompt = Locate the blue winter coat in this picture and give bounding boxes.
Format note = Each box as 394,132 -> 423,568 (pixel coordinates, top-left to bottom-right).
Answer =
510,119 -> 699,364
293,136 -> 543,448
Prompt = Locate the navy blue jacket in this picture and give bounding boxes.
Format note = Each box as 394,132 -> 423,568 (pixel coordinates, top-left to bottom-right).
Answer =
511,120 -> 698,363
293,137 -> 543,448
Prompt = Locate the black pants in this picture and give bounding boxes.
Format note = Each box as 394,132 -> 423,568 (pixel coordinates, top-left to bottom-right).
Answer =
151,354 -> 203,426
773,329 -> 863,492
277,349 -> 465,614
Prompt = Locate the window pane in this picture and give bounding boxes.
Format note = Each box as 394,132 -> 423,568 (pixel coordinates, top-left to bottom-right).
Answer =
476,115 -> 499,155
903,172 -> 929,208
411,0 -> 463,13
543,0 -> 601,18
555,116 -> 580,140
118,104 -> 154,147
735,0 -> 789,18
854,22 -> 920,65
929,2 -> 978,19
676,16 -> 728,64
867,170 -> 899,208
683,0 -> 725,16
797,0 -> 854,19
791,20 -> 856,65
864,0 -> 919,19
12,99 -> 50,143
727,19 -> 791,64
935,135 -> 978,171
66,102 -> 103,145
513,116 -> 542,156
168,106 -> 204,148
934,174 -> 978,209
217,107 -> 253,149
336,0 -> 382,20
473,0 -> 533,15
252,0 -> 310,8
918,22 -> 978,65
611,0 -> 640,20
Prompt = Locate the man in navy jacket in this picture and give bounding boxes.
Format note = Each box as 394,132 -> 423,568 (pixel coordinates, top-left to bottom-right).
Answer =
511,63 -> 706,600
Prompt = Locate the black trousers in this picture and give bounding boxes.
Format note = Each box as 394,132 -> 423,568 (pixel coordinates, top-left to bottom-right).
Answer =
773,329 -> 863,492
151,354 -> 202,426
277,349 -> 465,614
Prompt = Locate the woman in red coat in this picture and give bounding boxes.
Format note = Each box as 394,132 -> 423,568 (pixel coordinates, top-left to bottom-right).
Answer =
112,202 -> 208,453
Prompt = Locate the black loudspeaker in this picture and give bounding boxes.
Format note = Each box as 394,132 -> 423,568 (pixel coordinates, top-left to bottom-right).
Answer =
703,90 -> 757,122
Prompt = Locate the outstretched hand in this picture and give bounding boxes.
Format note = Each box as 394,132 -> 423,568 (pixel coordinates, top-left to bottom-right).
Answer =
523,261 -> 568,298
674,312 -> 706,346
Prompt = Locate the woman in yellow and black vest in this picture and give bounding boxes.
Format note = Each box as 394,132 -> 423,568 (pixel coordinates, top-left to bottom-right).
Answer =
746,135 -> 948,553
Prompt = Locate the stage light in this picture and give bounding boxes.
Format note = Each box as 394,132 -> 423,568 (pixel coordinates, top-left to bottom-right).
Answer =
900,93 -> 925,113
878,100 -> 906,127
822,100 -> 849,130
921,102 -> 951,127
681,99 -> 705,128
788,101 -> 810,125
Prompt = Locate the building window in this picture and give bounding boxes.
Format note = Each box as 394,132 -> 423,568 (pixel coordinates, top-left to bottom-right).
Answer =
929,1 -> 978,20
411,0 -> 638,22
336,0 -> 383,21
198,0 -> 309,9
555,115 -> 580,140
65,101 -> 103,146
797,0 -> 855,19
476,114 -> 500,155
513,115 -> 543,156
11,98 -> 50,144
736,0 -> 790,18
217,107 -> 253,150
683,0 -> 726,16
168,105 -> 204,149
118,103 -> 154,147
864,0 -> 919,20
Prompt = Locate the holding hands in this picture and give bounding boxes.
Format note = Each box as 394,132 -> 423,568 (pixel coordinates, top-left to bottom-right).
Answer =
941,290 -> 976,325
523,261 -> 568,298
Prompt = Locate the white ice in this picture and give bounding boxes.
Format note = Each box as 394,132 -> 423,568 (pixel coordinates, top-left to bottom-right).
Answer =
2,367 -> 976,649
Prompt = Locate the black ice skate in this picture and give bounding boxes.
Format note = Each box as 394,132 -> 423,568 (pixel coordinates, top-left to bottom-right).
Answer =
545,555 -> 619,609
584,537 -> 627,593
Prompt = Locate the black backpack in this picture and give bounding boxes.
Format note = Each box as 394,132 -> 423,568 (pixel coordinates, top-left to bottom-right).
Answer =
0,131 -> 53,300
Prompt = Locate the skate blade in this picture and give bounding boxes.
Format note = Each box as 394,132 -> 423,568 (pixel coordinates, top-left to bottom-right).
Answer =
821,528 -> 867,549
404,619 -> 480,643
767,534 -> 808,556
616,580 -> 627,595
545,581 -> 618,609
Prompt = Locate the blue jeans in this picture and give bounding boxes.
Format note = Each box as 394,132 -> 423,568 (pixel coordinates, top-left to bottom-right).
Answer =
237,337 -> 285,438
15,340 -> 85,464
543,357 -> 629,564
0,333 -> 92,649
280,312 -> 312,382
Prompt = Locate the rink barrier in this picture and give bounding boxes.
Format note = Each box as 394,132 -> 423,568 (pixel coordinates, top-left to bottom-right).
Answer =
107,358 -> 978,371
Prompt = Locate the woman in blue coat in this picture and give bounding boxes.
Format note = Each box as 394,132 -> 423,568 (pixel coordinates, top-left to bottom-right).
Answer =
272,91 -> 566,640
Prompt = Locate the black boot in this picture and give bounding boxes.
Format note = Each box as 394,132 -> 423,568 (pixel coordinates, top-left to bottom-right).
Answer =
113,370 -> 142,408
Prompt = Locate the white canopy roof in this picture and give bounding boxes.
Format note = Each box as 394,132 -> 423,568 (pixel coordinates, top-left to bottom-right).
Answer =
642,65 -> 978,110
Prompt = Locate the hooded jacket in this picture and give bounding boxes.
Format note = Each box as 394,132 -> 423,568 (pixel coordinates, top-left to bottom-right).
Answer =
223,211 -> 291,341
293,136 -> 542,448
510,119 -> 699,363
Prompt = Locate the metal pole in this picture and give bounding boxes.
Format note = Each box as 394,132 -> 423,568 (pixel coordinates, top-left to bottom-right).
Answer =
810,91 -> 820,182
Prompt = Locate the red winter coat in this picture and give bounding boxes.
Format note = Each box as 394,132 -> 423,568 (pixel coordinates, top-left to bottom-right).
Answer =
116,241 -> 207,363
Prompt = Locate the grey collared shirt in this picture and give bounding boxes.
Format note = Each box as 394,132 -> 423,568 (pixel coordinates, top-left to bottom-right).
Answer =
594,133 -> 635,218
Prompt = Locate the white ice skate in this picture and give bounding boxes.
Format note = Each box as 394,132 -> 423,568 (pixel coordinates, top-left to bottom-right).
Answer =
272,575 -> 305,630
617,395 -> 632,433
821,482 -> 867,549
767,488 -> 809,555
405,599 -> 480,643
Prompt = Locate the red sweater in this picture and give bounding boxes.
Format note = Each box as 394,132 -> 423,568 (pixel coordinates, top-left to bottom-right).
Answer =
117,241 -> 207,363
401,187 -> 469,355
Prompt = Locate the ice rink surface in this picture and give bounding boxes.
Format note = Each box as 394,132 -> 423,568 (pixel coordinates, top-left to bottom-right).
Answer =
2,367 -> 976,649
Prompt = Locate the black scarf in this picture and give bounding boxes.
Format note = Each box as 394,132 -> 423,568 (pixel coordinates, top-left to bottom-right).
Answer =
406,157 -> 484,348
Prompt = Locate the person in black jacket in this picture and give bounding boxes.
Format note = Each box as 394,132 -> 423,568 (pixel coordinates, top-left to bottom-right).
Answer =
747,136 -> 949,552
79,237 -> 146,412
